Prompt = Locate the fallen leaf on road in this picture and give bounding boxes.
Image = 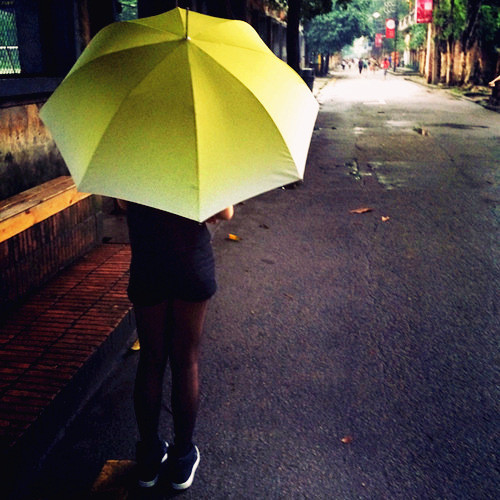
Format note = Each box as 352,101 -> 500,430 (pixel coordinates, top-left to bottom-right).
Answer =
130,339 -> 140,351
350,207 -> 373,214
341,435 -> 353,444
381,216 -> 390,222
226,233 -> 241,241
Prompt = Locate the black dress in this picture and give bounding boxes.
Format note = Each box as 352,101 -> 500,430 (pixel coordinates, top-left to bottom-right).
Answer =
126,203 -> 217,306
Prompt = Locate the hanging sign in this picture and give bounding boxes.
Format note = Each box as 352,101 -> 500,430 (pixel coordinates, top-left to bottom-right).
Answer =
385,19 -> 395,39
416,0 -> 433,23
375,33 -> 383,48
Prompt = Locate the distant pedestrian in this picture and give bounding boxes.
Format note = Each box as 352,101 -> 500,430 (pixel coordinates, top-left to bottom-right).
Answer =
383,57 -> 390,78
358,59 -> 364,74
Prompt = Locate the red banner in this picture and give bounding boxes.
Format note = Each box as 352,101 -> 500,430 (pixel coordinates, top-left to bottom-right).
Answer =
416,0 -> 433,23
385,19 -> 395,39
375,33 -> 383,48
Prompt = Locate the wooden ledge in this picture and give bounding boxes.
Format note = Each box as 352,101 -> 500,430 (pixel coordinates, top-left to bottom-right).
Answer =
0,176 -> 91,243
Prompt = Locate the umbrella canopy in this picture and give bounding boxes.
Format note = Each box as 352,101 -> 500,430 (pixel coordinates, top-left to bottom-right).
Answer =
40,7 -> 319,222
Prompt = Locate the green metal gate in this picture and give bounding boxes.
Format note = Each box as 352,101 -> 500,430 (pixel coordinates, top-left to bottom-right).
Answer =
0,0 -> 20,74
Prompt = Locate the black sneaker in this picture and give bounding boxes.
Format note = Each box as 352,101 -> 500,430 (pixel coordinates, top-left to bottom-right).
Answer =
169,444 -> 200,490
136,439 -> 168,488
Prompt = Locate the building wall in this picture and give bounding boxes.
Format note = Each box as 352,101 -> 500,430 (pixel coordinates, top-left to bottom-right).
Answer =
0,101 -> 68,201
0,0 -> 117,201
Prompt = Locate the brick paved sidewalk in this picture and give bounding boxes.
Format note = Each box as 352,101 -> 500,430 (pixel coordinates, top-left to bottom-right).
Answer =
0,243 -> 135,498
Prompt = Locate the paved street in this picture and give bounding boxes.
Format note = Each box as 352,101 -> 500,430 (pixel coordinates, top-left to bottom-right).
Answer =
31,70 -> 499,499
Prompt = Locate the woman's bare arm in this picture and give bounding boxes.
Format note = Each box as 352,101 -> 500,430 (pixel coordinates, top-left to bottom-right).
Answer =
205,206 -> 234,223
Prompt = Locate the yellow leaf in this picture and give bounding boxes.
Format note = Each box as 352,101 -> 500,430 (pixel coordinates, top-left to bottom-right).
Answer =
350,207 -> 373,214
381,216 -> 390,222
227,233 -> 241,241
130,339 -> 140,351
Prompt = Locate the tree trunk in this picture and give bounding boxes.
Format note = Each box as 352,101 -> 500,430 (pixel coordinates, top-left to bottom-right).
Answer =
320,54 -> 328,75
425,22 -> 440,84
460,41 -> 467,84
457,44 -> 465,85
458,0 -> 482,83
445,39 -> 454,85
138,0 -> 174,17
86,0 -> 117,36
286,0 -> 301,73
138,0 -> 246,20
206,0 -> 236,18
433,37 -> 441,83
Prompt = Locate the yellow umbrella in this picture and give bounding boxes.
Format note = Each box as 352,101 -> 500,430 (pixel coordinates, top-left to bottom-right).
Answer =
40,7 -> 318,222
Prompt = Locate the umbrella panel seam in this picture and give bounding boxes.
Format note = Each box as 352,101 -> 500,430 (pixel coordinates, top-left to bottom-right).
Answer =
188,42 -> 295,166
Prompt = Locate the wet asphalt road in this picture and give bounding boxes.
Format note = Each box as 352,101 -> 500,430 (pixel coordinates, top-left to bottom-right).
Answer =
32,70 -> 498,499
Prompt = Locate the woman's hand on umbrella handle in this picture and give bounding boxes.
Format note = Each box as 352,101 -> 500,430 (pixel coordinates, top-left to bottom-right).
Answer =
205,205 -> 234,223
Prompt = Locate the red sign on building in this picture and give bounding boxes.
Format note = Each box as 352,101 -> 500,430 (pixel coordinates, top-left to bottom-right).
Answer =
385,19 -> 395,39
416,0 -> 433,23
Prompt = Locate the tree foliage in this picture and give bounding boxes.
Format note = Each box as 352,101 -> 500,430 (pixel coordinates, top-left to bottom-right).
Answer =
478,2 -> 500,45
434,0 -> 468,41
116,0 -> 137,21
305,0 -> 371,54
409,23 -> 427,50
301,0 -> 334,19
266,0 -> 333,19
279,0 -> 335,71
412,0 -> 500,52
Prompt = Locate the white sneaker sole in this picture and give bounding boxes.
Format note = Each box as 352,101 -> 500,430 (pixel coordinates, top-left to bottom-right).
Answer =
171,445 -> 200,490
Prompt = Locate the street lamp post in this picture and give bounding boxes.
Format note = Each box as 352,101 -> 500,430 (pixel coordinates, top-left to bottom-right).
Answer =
372,12 -> 383,60
372,11 -> 378,58
385,1 -> 398,71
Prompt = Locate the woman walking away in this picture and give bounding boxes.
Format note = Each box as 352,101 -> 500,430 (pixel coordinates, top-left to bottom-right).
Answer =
122,201 -> 234,490
383,57 -> 390,78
